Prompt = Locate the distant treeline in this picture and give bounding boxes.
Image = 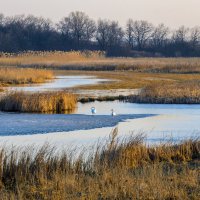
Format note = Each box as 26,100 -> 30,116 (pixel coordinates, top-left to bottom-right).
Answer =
0,11 -> 200,57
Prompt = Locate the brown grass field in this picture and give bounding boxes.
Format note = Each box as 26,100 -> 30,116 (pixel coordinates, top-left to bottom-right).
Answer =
0,130 -> 199,200
1,51 -> 200,73
0,92 -> 77,113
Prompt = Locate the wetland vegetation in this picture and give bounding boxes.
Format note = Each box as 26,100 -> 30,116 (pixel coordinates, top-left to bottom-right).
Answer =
1,8 -> 200,200
0,130 -> 199,200
1,51 -> 200,105
0,67 -> 53,86
0,91 -> 77,113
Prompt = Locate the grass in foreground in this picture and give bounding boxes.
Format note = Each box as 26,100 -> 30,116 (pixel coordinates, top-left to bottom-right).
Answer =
0,92 -> 77,113
0,130 -> 199,199
0,67 -> 53,85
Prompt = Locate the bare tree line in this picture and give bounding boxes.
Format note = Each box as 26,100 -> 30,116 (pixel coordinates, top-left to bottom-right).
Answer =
0,11 -> 200,56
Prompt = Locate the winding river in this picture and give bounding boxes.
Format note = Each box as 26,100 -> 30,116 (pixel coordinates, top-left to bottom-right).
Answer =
0,75 -> 199,147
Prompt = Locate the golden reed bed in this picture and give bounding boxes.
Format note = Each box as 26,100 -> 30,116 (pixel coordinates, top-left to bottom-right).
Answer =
0,67 -> 53,85
130,81 -> 200,104
0,130 -> 199,199
0,92 -> 77,113
1,51 -> 200,73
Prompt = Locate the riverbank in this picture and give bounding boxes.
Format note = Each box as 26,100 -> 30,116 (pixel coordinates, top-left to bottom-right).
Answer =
59,71 -> 200,104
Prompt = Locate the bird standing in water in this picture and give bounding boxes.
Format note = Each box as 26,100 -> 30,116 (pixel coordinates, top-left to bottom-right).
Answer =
111,109 -> 116,116
91,107 -> 96,115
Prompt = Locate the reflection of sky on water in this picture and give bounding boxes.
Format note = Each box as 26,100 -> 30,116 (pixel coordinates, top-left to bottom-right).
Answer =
9,76 -> 107,92
0,101 -> 199,148
76,101 -> 200,116
2,75 -> 200,147
78,101 -> 200,140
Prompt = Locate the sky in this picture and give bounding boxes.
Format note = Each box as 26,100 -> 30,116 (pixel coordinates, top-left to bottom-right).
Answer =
0,0 -> 200,28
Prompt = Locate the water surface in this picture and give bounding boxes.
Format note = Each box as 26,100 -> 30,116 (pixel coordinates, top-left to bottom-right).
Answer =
1,75 -> 199,147
9,75 -> 108,92
0,101 -> 199,145
75,101 -> 200,140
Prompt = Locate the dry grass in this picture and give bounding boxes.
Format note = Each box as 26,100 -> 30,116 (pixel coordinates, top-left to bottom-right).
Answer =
130,80 -> 200,104
55,71 -> 200,103
1,51 -> 200,73
0,130 -> 199,199
0,51 -> 105,67
0,91 -> 77,113
0,67 -> 53,85
1,51 -> 200,104
58,70 -> 200,90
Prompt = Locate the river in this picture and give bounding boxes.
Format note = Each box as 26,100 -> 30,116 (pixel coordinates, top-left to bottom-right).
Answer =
0,75 -> 199,148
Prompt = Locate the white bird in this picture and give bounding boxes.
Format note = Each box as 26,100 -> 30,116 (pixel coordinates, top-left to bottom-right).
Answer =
91,107 -> 96,115
111,109 -> 116,116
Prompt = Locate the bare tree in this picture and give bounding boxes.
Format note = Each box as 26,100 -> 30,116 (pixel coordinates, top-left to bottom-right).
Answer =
96,19 -> 110,50
0,14 -> 4,25
85,18 -> 96,42
96,20 -> 124,51
58,11 -> 96,48
190,26 -> 200,48
107,21 -> 124,48
172,26 -> 189,43
126,19 -> 134,49
151,24 -> 169,49
126,20 -> 153,50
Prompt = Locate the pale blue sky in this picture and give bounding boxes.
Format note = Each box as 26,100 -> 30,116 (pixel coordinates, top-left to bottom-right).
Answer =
0,0 -> 200,28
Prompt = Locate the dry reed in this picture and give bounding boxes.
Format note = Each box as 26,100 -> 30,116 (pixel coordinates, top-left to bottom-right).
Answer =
0,130 -> 199,199
131,80 -> 200,104
0,51 -> 105,67
0,67 -> 53,85
0,91 -> 77,113
59,71 -> 200,104
1,51 -> 200,73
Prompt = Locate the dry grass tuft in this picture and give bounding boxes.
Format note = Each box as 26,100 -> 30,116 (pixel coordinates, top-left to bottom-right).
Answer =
0,67 -> 53,85
0,91 -> 77,113
0,130 -> 199,199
